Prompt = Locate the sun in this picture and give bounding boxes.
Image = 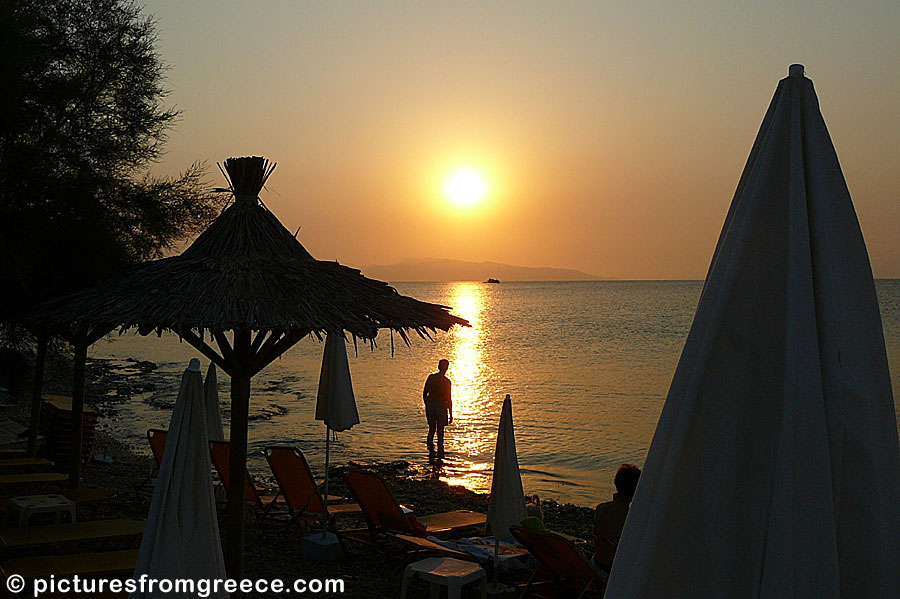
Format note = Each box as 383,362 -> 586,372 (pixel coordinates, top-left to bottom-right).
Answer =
444,169 -> 488,207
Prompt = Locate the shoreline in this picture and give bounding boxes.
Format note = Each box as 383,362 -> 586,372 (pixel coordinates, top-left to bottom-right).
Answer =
42,350 -> 610,505
7,349 -> 600,515
3,353 -> 598,598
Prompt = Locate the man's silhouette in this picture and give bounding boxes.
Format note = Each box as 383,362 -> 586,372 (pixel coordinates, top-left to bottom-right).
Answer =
423,359 -> 453,458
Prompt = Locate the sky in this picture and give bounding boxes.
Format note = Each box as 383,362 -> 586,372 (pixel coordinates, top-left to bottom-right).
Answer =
143,0 -> 900,279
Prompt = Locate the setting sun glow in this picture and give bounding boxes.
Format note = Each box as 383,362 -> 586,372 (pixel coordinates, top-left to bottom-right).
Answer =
444,169 -> 488,207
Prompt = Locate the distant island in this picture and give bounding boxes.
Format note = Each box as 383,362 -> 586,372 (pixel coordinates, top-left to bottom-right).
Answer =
358,258 -> 608,282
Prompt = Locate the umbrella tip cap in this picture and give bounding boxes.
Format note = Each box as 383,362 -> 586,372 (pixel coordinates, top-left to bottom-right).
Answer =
187,358 -> 201,372
789,64 -> 805,77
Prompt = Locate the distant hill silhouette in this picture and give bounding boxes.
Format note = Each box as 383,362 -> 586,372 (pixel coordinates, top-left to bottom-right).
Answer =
359,258 -> 606,282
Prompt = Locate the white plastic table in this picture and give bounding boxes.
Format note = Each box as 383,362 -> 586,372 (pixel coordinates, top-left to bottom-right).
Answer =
8,494 -> 77,526
400,557 -> 487,599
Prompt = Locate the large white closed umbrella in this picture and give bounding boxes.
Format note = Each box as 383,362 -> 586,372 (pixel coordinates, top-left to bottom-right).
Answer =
606,65 -> 900,598
485,394 -> 526,542
204,363 -> 226,442
484,394 -> 525,592
131,359 -> 226,598
314,332 -> 359,536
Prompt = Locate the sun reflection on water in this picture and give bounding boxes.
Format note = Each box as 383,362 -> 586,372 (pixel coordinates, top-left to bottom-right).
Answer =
438,282 -> 496,492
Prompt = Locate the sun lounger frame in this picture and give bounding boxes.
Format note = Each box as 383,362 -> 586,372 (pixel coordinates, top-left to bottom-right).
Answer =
510,524 -> 605,599
344,469 -> 485,539
264,446 -> 361,530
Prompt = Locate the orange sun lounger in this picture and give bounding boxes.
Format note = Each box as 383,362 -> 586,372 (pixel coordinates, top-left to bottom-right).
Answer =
343,469 -> 485,542
510,525 -> 606,599
209,440 -> 279,524
147,428 -> 167,469
131,429 -> 169,498
264,446 -> 360,527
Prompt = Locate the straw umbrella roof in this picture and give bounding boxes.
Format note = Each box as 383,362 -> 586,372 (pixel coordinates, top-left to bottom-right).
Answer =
30,156 -> 468,341
29,155 -> 469,580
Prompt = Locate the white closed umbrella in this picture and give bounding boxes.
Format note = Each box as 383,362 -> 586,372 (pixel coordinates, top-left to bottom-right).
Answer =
484,394 -> 525,588
204,363 -> 225,442
606,65 -> 900,598
314,332 -> 359,536
485,394 -> 526,541
131,359 -> 226,598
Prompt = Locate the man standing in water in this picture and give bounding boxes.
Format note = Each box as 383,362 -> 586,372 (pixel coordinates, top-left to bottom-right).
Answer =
423,359 -> 453,458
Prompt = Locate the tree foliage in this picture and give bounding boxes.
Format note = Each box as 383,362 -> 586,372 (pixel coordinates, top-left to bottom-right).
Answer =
0,0 -> 224,323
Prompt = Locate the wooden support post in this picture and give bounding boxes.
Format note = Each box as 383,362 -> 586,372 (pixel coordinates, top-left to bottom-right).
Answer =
224,329 -> 252,581
27,333 -> 49,458
69,335 -> 88,488
180,329 -> 233,375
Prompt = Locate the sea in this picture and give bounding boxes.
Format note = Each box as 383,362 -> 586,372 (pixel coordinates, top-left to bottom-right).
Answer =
89,280 -> 900,507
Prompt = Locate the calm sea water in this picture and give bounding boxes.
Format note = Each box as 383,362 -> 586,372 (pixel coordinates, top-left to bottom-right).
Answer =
90,280 -> 900,506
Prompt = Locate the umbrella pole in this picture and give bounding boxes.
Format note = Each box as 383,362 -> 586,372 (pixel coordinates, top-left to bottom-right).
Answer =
68,337 -> 88,488
27,333 -> 49,457
322,425 -> 330,536
224,368 -> 251,580
493,537 -> 500,585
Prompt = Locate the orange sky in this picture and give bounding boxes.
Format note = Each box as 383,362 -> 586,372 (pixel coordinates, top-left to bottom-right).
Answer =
144,1 -> 900,279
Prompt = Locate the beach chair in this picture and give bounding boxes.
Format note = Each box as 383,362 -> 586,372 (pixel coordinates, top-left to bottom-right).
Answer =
264,446 -> 361,528
131,429 -> 167,499
0,518 -> 144,554
209,440 -> 279,524
509,525 -> 606,599
147,429 -> 166,468
343,469 -> 485,543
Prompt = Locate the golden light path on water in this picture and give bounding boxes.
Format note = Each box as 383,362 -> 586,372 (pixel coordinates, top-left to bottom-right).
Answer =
438,282 -> 494,491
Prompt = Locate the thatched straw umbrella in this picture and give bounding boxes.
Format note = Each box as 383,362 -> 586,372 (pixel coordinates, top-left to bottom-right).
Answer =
31,156 -> 468,578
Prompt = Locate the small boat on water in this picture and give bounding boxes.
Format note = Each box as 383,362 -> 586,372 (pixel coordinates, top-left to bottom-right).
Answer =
485,278 -> 500,284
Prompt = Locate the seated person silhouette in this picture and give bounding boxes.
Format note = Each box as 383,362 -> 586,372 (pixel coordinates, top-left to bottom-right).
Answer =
593,463 -> 641,579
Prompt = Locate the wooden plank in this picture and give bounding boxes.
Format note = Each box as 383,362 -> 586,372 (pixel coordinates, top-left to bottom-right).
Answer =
41,396 -> 97,416
0,473 -> 68,487
418,510 -> 486,533
0,458 -> 53,472
0,549 -> 138,579
0,518 -> 144,552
